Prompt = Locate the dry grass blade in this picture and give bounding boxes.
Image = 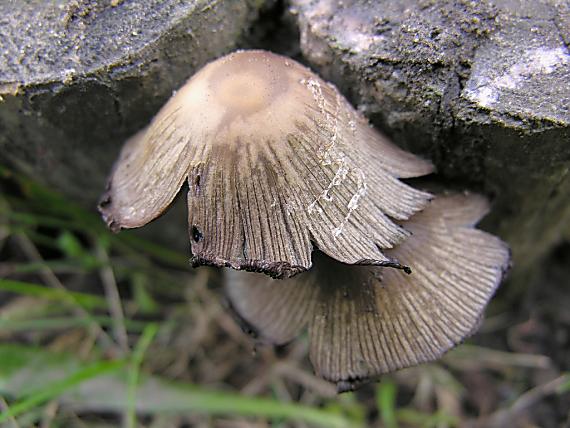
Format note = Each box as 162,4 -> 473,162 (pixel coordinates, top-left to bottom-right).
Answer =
95,241 -> 129,354
483,374 -> 570,427
0,397 -> 19,428
14,233 -> 121,357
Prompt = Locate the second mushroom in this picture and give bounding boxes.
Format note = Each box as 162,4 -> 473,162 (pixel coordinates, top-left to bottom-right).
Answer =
99,50 -> 510,391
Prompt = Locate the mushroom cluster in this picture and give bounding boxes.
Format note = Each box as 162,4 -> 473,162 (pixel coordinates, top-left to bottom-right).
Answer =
99,50 -> 510,391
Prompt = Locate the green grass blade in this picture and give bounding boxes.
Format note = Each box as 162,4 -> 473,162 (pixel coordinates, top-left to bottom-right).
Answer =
377,380 -> 398,428
0,359 -> 125,424
157,388 -> 355,428
0,316 -> 152,333
126,323 -> 159,428
0,279 -> 107,309
0,344 -> 358,428
395,409 -> 459,428
556,373 -> 570,394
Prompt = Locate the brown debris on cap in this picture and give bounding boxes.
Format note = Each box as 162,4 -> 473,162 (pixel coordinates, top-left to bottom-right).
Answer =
225,193 -> 511,391
98,50 -> 433,278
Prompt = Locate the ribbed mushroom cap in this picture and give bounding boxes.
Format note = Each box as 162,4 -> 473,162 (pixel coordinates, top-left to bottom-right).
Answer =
99,50 -> 433,278
225,193 -> 511,391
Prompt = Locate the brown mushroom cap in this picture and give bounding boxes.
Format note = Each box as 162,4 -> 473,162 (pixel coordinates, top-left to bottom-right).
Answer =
225,193 -> 511,391
99,50 -> 433,278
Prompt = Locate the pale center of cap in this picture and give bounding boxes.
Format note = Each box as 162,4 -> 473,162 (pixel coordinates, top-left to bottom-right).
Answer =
215,72 -> 271,114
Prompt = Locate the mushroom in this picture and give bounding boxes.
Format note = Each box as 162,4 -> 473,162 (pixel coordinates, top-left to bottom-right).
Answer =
99,50 -> 434,278
99,50 -> 511,389
226,193 -> 510,391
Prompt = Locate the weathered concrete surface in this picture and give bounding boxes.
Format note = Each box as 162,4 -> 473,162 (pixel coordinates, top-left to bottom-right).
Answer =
1,0 -> 569,286
0,0 -> 266,206
292,0 -> 570,288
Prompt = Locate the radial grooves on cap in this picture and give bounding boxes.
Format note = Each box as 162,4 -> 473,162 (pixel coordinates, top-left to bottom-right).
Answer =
100,50 -> 435,277
98,119 -> 191,231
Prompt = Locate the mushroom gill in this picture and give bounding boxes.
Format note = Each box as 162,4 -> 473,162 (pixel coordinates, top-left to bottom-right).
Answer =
225,193 -> 511,392
99,50 -> 434,278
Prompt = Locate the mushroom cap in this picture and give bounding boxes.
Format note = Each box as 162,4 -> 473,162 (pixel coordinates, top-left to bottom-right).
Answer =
225,193 -> 511,391
99,50 -> 434,278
